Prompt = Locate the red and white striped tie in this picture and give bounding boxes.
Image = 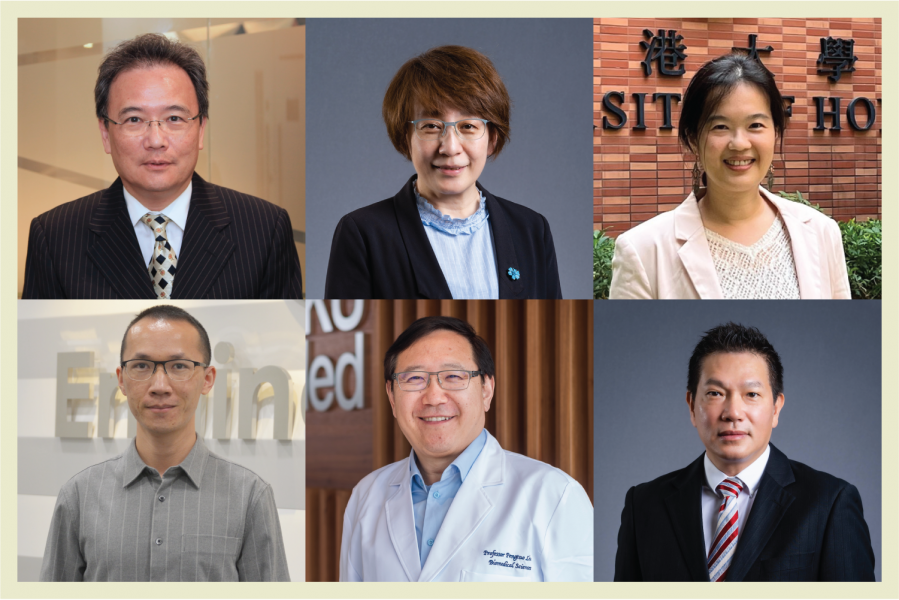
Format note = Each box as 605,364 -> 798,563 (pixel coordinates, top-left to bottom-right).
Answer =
708,476 -> 743,582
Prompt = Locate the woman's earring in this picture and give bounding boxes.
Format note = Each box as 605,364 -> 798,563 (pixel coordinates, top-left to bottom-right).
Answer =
766,164 -> 775,190
692,161 -> 703,197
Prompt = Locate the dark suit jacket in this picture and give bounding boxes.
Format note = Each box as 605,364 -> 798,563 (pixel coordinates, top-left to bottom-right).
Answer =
22,173 -> 303,299
324,177 -> 562,299
614,444 -> 875,582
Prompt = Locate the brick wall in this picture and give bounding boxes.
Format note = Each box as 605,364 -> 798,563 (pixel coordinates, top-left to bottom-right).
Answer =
593,18 -> 882,236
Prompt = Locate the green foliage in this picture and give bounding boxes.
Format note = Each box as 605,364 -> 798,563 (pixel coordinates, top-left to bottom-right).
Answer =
593,229 -> 615,300
839,218 -> 882,299
590,192 -> 882,300
776,190 -> 881,299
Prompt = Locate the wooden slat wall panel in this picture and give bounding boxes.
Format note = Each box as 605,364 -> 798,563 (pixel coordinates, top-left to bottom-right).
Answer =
372,301 -> 395,471
307,300 -> 593,581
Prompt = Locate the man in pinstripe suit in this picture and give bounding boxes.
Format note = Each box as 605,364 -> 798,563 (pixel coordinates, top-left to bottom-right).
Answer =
40,305 -> 290,581
22,34 -> 302,299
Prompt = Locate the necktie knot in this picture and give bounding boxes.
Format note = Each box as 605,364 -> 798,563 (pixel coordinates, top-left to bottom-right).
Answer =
716,477 -> 744,500
141,213 -> 178,299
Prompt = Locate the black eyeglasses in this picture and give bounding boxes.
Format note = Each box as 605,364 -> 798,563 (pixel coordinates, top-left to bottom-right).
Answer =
121,359 -> 208,381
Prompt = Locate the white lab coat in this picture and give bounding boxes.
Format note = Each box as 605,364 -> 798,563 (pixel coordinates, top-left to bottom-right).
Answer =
339,431 -> 594,582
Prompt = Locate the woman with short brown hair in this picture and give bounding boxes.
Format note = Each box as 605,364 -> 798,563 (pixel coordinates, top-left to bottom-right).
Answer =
325,45 -> 561,299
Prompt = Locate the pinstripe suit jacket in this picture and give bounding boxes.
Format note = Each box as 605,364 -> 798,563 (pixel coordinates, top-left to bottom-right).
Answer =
22,173 -> 303,299
614,444 -> 875,581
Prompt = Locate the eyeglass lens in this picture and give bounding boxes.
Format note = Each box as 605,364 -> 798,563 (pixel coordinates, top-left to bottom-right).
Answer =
124,360 -> 197,381
116,116 -> 194,136
413,119 -> 486,141
395,370 -> 473,391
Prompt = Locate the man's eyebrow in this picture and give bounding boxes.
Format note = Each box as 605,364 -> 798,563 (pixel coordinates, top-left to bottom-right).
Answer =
116,105 -> 192,117
398,362 -> 467,371
127,352 -> 189,360
703,378 -> 765,389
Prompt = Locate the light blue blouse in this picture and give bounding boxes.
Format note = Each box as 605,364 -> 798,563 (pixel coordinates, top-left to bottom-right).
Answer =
415,184 -> 500,299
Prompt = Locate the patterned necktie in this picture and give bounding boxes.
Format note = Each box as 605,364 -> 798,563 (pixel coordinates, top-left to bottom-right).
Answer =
141,213 -> 178,299
708,476 -> 743,582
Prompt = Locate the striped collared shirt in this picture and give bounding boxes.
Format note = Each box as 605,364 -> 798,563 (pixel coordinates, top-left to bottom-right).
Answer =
39,436 -> 289,582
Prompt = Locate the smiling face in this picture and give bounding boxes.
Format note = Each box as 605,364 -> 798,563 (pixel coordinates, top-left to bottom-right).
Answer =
117,317 -> 214,442
410,108 -> 496,208
687,351 -> 784,476
386,329 -> 494,464
698,83 -> 776,197
99,64 -> 206,209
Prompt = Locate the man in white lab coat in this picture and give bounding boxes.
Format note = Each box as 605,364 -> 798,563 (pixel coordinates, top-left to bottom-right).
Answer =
339,316 -> 594,582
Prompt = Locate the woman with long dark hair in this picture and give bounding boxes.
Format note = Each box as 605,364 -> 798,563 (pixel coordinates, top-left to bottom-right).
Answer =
610,53 -> 850,299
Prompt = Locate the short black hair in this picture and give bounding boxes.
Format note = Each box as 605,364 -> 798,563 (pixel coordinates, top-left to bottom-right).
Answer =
96,33 -> 209,124
687,322 -> 783,402
679,52 -> 786,156
121,305 -> 211,365
384,316 -> 495,386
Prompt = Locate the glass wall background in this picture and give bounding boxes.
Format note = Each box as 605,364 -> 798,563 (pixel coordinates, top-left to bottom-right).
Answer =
17,18 -> 306,297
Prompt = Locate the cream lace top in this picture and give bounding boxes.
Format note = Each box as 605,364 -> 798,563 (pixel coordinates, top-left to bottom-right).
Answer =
705,215 -> 801,299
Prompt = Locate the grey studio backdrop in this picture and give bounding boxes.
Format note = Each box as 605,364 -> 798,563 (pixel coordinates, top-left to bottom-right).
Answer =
305,19 -> 593,299
593,301 -> 882,582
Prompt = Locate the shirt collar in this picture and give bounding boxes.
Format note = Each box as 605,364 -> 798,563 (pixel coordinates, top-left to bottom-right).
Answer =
122,434 -> 210,489
410,428 -> 488,487
124,182 -> 192,230
414,179 -> 489,236
703,444 -> 770,498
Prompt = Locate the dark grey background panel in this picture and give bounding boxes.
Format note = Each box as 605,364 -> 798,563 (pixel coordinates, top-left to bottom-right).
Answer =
593,300 -> 881,582
18,437 -> 305,511
305,18 -> 593,299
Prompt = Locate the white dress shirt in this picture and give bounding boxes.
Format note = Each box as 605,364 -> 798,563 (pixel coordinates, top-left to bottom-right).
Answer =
124,183 -> 191,267
701,445 -> 770,556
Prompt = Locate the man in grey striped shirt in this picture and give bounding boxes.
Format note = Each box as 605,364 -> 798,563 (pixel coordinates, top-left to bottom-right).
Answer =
40,305 -> 290,581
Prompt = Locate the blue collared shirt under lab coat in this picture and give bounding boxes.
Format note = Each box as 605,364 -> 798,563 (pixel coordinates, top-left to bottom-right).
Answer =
339,430 -> 594,582
411,429 -> 488,566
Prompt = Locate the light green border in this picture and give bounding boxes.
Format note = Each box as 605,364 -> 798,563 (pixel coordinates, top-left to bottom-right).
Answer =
7,0 -> 899,600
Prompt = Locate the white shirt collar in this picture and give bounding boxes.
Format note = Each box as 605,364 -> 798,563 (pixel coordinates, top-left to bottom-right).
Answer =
124,182 -> 192,230
703,444 -> 770,498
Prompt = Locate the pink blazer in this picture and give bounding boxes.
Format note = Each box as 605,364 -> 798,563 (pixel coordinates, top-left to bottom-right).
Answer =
609,188 -> 851,299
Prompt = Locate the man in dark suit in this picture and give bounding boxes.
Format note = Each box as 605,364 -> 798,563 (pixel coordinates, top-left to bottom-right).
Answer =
22,34 -> 302,299
614,323 -> 875,582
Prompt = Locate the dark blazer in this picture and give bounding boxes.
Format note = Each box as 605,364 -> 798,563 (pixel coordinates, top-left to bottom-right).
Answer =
614,444 -> 875,582
324,177 -> 562,299
22,173 -> 303,299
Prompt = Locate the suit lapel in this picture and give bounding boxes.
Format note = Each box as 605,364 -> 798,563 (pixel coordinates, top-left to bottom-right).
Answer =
392,177 -> 453,299
765,190 -> 821,299
674,195 -> 723,299
170,173 -> 235,299
418,433 -> 501,582
481,185 -> 524,299
727,444 -> 796,582
86,179 -> 156,299
384,458 -> 422,582
663,454 -> 712,582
